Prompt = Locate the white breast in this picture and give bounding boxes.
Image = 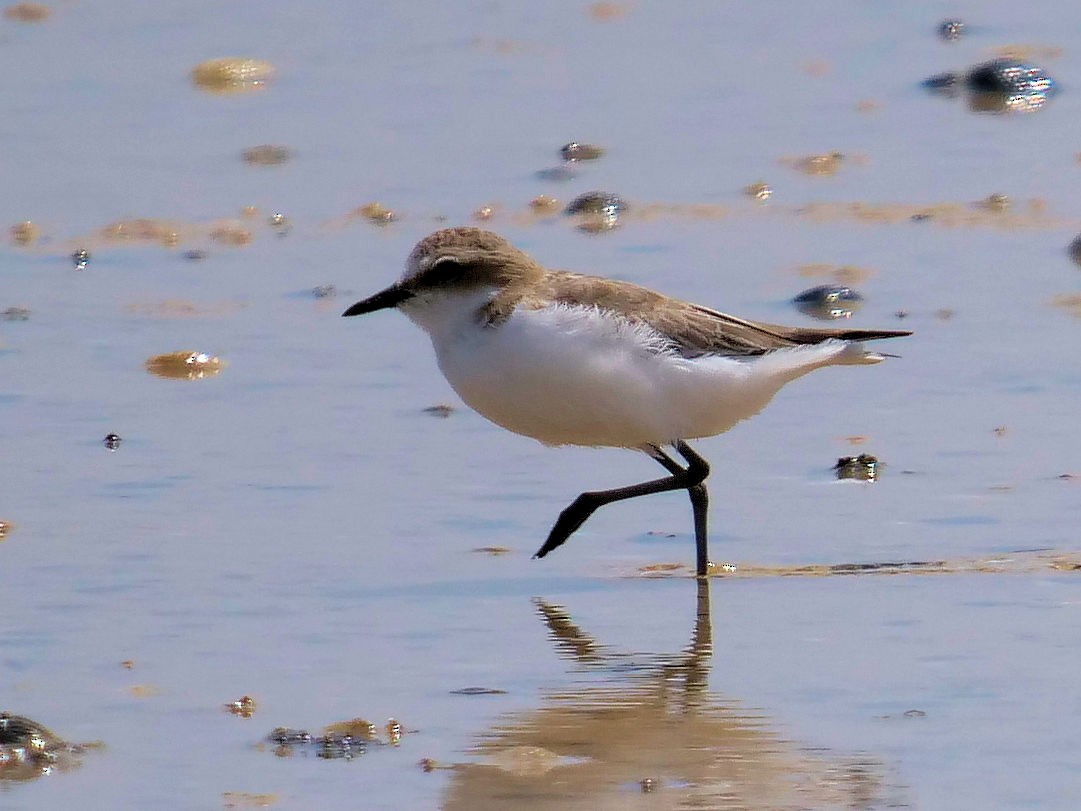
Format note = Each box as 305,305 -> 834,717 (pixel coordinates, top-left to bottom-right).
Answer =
408,297 -> 863,448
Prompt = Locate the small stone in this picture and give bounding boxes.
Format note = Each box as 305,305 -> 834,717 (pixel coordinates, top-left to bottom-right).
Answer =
182,249 -> 207,262
103,433 -> 121,451
268,727 -> 311,746
356,202 -> 396,224
72,248 -> 89,270
529,194 -> 560,212
938,19 -> 964,41
793,285 -> 863,320
0,307 -> 31,321
269,212 -> 290,235
423,404 -> 455,418
560,142 -> 605,161
903,709 -> 926,718
966,59 -> 1054,95
311,284 -> 336,299
983,193 -> 1010,212
835,453 -> 879,482
564,191 -> 627,217
385,718 -> 402,744
744,182 -> 772,201
450,686 -> 507,695
191,58 -> 275,93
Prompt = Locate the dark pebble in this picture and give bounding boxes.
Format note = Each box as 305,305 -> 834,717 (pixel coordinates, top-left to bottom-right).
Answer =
560,142 -> 605,162
835,454 -> 879,482
938,19 -> 964,41
793,285 -> 863,320
966,59 -> 1054,94
450,687 -> 507,695
564,191 -> 627,217
0,306 -> 31,321
1067,234 -> 1081,267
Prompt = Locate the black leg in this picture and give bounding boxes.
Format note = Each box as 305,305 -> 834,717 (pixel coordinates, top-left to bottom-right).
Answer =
532,440 -> 711,576
643,444 -> 710,576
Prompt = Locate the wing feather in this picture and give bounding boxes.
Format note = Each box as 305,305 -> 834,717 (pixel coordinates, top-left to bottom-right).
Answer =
534,272 -> 910,357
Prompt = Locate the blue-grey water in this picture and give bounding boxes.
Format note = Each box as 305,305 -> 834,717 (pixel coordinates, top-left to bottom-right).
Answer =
3,2 -> 1081,808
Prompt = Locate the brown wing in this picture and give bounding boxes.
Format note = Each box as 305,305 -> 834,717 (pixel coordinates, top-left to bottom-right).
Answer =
536,272 -> 911,357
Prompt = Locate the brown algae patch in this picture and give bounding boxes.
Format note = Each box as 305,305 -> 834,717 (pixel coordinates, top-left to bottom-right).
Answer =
636,550 -> 1081,579
100,218 -> 186,247
1051,293 -> 1081,317
729,552 -> 1081,578
471,546 -> 511,555
124,300 -> 245,319
191,58 -> 275,93
800,200 -> 1065,229
354,202 -> 397,225
783,151 -> 848,176
144,351 -> 225,380
225,696 -> 257,718
210,222 -> 253,246
242,145 -> 292,166
0,520 -> 14,541
222,793 -> 278,809
587,2 -> 629,21
10,221 -> 39,245
3,3 -> 50,22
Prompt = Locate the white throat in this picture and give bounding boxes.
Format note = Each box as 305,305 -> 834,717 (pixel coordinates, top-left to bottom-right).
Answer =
398,286 -> 499,342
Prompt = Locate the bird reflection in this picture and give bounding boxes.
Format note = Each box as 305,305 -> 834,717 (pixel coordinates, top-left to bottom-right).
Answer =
441,580 -> 897,810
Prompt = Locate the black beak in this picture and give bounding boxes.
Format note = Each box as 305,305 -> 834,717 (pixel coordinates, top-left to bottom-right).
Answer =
341,284 -> 413,317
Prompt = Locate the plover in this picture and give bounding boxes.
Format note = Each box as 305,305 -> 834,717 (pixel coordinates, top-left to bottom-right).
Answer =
344,228 -> 910,576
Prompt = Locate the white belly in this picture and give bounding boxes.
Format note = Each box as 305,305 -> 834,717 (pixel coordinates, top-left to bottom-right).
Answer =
426,303 -> 858,448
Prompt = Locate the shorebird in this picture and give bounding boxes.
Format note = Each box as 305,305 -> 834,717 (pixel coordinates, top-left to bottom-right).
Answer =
343,228 -> 910,576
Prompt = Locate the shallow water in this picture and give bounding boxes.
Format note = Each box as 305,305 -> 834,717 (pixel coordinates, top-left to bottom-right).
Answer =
3,2 -> 1081,808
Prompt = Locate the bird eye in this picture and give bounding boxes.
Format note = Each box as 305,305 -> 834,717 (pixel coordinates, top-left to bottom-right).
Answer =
425,255 -> 466,284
